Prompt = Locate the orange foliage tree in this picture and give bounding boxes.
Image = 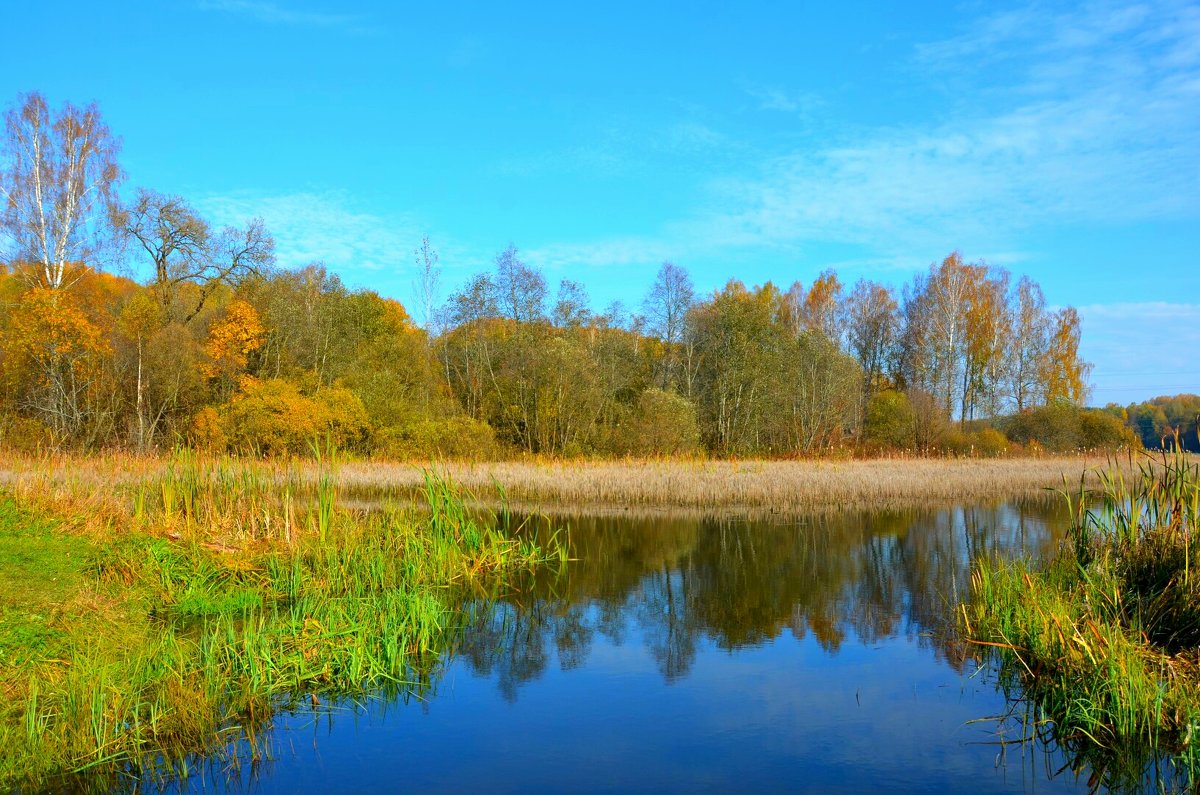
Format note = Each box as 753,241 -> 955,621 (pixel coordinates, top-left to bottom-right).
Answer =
201,299 -> 265,393
1,288 -> 113,442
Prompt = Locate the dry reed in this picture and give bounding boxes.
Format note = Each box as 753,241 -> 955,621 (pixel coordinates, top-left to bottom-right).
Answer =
340,456 -> 1111,512
0,452 -> 1114,515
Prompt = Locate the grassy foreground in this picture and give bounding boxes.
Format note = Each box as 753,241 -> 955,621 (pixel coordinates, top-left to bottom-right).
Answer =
963,450 -> 1200,788
0,452 -> 561,792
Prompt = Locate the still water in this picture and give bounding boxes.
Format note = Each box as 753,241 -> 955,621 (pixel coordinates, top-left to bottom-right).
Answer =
204,499 -> 1091,793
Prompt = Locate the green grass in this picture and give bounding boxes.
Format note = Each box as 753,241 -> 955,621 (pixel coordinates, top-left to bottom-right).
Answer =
0,460 -> 563,792
962,449 -> 1200,789
0,501 -> 108,670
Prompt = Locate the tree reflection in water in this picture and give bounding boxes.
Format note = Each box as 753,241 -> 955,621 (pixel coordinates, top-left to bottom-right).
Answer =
452,498 -> 1068,698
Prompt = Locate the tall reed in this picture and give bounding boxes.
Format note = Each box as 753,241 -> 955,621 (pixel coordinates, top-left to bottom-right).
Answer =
962,447 -> 1200,788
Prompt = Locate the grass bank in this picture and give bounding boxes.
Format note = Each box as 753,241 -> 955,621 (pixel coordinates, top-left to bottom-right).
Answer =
0,453 -> 561,792
962,450 -> 1200,788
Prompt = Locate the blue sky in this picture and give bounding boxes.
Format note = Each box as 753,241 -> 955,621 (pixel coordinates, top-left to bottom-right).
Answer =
3,1 -> 1197,404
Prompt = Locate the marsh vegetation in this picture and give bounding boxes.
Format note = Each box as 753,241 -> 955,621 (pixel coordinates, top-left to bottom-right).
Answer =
963,449 -> 1200,788
0,452 -> 561,791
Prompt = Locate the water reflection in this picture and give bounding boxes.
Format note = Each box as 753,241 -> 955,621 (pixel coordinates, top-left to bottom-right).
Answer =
194,498 -> 1112,795
458,499 -> 1067,696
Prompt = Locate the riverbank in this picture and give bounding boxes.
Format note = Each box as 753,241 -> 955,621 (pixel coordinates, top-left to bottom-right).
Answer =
0,459 -> 559,792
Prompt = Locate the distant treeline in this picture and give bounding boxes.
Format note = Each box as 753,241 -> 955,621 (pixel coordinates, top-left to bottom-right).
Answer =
1102,395 -> 1200,452
0,91 -> 1126,458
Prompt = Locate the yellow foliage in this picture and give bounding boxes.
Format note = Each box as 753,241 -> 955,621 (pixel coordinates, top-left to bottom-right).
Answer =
201,300 -> 265,380
189,407 -> 227,451
218,377 -> 371,456
2,288 -> 110,388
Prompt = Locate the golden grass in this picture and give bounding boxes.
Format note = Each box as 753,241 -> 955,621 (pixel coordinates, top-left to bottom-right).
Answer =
0,450 -> 1112,515
340,456 -> 1111,512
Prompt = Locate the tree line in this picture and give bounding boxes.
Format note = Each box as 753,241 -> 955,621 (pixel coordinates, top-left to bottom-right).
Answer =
1104,395 -> 1200,452
0,91 -> 1125,458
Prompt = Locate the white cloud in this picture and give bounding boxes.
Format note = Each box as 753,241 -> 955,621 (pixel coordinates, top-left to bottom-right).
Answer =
746,85 -> 824,115
524,236 -> 679,272
199,190 -> 422,278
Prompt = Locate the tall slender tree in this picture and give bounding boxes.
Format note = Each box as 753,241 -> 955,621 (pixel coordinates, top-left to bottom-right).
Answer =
0,92 -> 123,289
643,261 -> 694,389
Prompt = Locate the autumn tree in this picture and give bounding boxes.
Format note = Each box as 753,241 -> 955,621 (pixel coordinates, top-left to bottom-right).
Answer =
412,234 -> 441,333
643,261 -> 694,389
443,272 -> 499,420
553,279 -> 591,328
801,269 -> 843,341
843,279 -> 898,396
1040,307 -> 1091,406
1,288 -> 113,443
1007,277 -> 1051,411
116,291 -> 162,448
960,266 -> 1009,423
201,298 -> 265,398
0,92 -> 123,289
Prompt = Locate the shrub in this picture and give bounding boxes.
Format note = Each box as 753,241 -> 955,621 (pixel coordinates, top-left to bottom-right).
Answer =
613,388 -> 701,456
974,427 -> 1009,457
934,427 -> 1009,457
862,390 -> 915,450
375,416 -> 500,460
0,413 -> 54,451
1079,408 -> 1140,450
189,407 -> 226,451
1003,404 -> 1139,453
218,378 -> 372,456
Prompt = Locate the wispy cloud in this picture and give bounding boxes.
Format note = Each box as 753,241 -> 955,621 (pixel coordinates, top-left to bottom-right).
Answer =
198,190 -> 421,279
512,2 -> 1197,285
196,0 -> 371,33
524,236 -> 679,272
714,2 -> 1200,255
493,120 -> 727,179
745,85 -> 824,115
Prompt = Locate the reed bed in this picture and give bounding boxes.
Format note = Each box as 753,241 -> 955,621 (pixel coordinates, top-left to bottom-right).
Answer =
962,449 -> 1200,788
341,456 -> 1110,512
0,454 -> 562,792
0,451 -> 1111,514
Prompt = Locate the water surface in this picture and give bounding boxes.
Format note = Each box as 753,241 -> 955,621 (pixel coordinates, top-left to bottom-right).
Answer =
202,499 -> 1093,793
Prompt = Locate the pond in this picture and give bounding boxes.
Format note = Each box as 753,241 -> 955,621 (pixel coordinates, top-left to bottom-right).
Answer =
197,499 -> 1092,793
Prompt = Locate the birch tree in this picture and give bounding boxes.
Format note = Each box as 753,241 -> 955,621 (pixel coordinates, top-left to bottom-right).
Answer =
0,92 -> 123,289
1007,276 -> 1051,412
412,234 -> 441,333
643,261 -> 694,388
